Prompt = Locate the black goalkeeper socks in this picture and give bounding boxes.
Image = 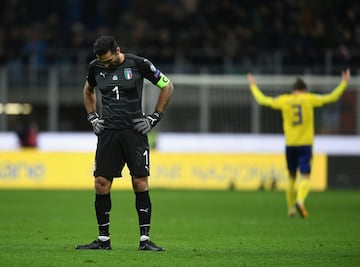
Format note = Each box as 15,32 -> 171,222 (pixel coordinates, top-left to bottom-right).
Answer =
95,193 -> 111,237
135,191 -> 152,237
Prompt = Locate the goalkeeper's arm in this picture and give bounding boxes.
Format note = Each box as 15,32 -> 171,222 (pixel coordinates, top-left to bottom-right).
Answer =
154,74 -> 174,113
133,75 -> 174,135
83,80 -> 104,135
83,81 -> 97,114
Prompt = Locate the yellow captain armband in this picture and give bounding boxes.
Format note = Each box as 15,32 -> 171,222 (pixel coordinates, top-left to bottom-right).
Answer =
156,73 -> 170,88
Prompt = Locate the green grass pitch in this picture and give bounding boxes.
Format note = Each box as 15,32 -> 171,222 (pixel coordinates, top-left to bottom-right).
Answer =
0,189 -> 359,266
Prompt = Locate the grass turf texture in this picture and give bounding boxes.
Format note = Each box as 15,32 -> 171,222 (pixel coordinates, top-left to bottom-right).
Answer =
0,189 -> 359,267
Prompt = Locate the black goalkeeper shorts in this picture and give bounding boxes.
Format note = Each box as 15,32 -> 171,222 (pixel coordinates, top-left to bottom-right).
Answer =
93,129 -> 150,178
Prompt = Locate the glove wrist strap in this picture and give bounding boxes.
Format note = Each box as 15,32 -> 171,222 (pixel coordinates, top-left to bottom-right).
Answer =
154,110 -> 163,120
87,112 -> 99,122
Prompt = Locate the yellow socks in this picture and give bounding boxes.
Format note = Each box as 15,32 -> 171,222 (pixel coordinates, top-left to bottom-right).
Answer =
286,177 -> 296,213
296,178 -> 310,205
286,176 -> 310,217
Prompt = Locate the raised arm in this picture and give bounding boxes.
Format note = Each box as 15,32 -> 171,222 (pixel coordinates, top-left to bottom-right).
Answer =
247,73 -> 274,107
320,68 -> 351,104
341,68 -> 351,83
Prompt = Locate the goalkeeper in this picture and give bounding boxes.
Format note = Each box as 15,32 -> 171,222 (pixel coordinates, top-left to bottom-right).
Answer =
247,69 -> 351,218
76,35 -> 174,251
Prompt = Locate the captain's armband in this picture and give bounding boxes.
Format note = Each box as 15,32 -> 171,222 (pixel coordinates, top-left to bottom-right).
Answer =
156,73 -> 170,88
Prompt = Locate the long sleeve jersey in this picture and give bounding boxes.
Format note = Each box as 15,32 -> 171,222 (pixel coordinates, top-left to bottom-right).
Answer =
250,80 -> 348,146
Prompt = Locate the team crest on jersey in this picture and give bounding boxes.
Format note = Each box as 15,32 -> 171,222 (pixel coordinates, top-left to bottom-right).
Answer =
124,68 -> 133,80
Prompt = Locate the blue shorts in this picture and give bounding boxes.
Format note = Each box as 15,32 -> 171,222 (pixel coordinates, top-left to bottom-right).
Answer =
285,146 -> 312,175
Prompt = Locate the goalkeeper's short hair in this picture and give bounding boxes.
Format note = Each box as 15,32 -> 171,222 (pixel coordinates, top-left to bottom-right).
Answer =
93,35 -> 118,56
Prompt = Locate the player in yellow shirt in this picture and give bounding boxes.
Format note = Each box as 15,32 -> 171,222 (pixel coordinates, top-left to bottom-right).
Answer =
247,69 -> 351,218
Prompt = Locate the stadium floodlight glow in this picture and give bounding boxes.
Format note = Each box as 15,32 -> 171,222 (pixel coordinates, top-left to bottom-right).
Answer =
0,103 -> 32,115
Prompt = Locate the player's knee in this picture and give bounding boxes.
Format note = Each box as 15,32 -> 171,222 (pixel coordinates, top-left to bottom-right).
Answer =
132,177 -> 148,192
94,176 -> 112,194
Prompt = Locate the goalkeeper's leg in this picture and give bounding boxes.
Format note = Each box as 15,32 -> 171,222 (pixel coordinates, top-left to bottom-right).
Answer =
133,177 -> 165,251
76,176 -> 112,250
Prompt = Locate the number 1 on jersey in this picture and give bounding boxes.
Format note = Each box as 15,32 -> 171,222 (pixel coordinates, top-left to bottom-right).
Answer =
112,86 -> 119,100
143,150 -> 149,172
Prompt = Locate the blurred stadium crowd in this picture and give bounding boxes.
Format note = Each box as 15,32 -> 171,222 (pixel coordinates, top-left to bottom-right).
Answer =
0,0 -> 359,74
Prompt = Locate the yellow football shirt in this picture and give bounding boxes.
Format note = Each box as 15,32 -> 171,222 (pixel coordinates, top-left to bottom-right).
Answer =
250,80 -> 348,146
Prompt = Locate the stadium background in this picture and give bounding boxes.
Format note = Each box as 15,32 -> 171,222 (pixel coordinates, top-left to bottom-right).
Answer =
0,0 -> 359,189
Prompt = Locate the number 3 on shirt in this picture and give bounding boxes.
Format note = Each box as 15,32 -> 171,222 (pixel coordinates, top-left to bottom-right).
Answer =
292,105 -> 303,125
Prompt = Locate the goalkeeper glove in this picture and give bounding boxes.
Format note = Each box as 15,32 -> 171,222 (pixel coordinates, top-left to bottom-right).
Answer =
87,112 -> 105,135
133,111 -> 163,135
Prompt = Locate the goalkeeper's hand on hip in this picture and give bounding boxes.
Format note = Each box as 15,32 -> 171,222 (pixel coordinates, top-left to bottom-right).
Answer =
87,112 -> 105,135
133,111 -> 163,135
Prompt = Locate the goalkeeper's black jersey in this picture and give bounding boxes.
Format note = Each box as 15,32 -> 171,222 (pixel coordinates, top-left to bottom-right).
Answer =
86,53 -> 163,129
